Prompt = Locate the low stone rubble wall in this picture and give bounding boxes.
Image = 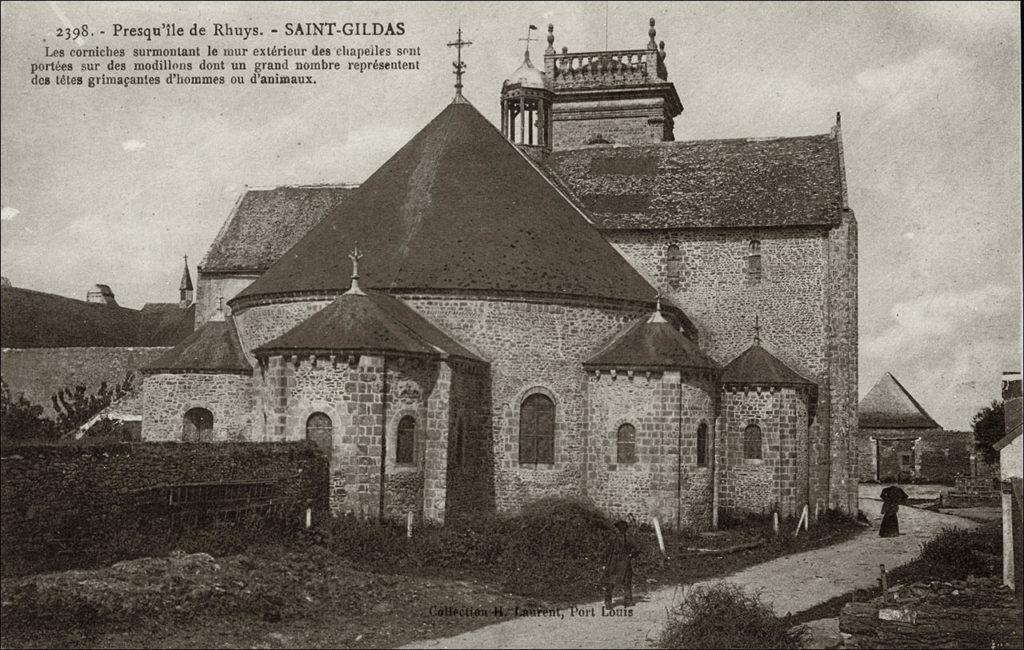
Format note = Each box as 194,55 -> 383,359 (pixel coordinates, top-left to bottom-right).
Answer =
839,576 -> 1022,648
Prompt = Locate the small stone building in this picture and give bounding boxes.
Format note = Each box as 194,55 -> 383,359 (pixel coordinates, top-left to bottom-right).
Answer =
138,19 -> 860,528
856,372 -> 976,483
994,371 -> 1022,591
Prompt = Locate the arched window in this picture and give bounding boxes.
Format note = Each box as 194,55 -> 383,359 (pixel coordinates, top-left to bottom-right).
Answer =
666,244 -> 682,285
519,393 -> 555,465
182,407 -> 213,442
743,424 -> 763,460
747,240 -> 762,282
616,423 -> 637,464
397,416 -> 416,464
305,412 -> 333,455
696,422 -> 709,466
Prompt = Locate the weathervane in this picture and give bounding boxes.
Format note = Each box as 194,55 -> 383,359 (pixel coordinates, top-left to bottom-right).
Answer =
347,244 -> 365,295
447,25 -> 472,98
518,24 -> 538,56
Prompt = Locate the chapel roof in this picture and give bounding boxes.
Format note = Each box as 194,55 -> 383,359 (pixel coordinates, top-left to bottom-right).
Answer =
584,309 -> 718,371
253,289 -> 484,363
858,373 -> 940,429
233,100 -> 657,305
142,318 -> 251,374
721,340 -> 814,387
200,185 -> 356,273
545,133 -> 843,230
0,286 -> 194,349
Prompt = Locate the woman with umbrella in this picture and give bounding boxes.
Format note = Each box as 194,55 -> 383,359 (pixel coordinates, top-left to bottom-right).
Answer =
879,484 -> 909,537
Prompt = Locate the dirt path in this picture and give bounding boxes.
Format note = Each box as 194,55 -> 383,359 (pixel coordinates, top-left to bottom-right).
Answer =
403,499 -> 977,649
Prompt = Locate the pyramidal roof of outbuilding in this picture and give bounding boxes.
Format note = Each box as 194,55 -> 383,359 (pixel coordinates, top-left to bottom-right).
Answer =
858,373 -> 940,429
233,100 -> 656,305
142,318 -> 250,374
721,340 -> 813,387
253,289 -> 483,363
585,309 -> 718,372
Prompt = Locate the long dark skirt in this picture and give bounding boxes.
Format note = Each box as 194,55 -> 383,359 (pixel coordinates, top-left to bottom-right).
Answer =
879,510 -> 900,537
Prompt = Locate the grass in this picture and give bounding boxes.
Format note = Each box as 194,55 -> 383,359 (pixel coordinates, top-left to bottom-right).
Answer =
658,582 -> 794,649
0,499 -> 863,648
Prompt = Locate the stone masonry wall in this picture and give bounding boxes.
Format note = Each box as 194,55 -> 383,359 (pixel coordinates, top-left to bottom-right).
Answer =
445,361 -> 495,518
232,299 -> 332,364
398,294 -> 647,515
585,370 -> 715,529
855,428 -> 973,483
142,372 -> 254,441
828,209 -> 859,512
2,346 -> 168,415
551,101 -> 669,149
719,387 -> 809,517
0,441 -> 328,575
194,273 -> 259,327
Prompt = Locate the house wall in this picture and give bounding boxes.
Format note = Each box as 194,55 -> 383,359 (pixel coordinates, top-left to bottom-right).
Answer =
398,294 -> 647,515
855,428 -> 974,483
194,272 -> 260,327
2,346 -> 168,414
719,386 -> 810,517
141,372 -> 254,441
585,370 -> 715,529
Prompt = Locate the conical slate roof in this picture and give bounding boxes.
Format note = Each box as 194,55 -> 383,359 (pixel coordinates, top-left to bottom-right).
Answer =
142,319 -> 250,374
721,342 -> 812,387
858,373 -> 939,429
234,100 -> 655,305
585,311 -> 718,371
179,258 -> 193,291
253,290 -> 483,362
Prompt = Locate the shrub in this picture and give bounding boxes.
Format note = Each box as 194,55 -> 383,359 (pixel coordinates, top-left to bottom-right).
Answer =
658,581 -> 793,649
919,524 -> 1002,579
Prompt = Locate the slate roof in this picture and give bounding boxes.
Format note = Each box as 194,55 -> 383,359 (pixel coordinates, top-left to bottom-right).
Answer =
142,318 -> 251,373
584,311 -> 718,371
200,185 -> 356,273
858,373 -> 940,429
234,100 -> 657,305
1,287 -> 194,349
545,134 -> 843,230
254,290 -> 483,363
721,342 -> 813,387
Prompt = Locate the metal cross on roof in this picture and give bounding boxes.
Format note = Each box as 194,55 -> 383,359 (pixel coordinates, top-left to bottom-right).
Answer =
447,25 -> 472,97
347,244 -> 365,295
518,24 -> 538,55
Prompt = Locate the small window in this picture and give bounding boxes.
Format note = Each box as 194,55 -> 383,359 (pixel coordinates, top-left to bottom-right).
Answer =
397,416 -> 416,464
666,244 -> 682,285
900,453 -> 913,468
696,422 -> 708,466
747,240 -> 762,282
743,424 -> 762,460
519,393 -> 555,465
749,240 -> 761,255
182,407 -> 213,442
305,412 -> 333,455
616,423 -> 637,464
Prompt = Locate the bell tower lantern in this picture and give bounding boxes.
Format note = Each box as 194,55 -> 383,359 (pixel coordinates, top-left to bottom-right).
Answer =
501,27 -> 553,160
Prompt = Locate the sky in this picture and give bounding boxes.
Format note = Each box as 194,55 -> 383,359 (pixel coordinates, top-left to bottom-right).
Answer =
1,1 -> 1020,430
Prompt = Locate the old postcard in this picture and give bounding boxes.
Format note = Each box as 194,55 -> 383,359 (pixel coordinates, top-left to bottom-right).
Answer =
1,2 -> 1021,648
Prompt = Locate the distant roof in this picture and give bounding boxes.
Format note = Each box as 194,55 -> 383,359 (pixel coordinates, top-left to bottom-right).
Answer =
200,185 -> 356,273
721,342 -> 813,387
585,311 -> 718,371
234,100 -> 657,306
545,134 -> 842,230
858,373 -> 940,429
1,287 -> 194,349
254,290 -> 483,363
142,319 -> 250,373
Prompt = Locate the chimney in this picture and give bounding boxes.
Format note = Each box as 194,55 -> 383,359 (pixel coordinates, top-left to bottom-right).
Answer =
86,283 -> 118,306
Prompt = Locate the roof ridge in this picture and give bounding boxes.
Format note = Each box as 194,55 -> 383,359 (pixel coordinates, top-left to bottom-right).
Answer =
551,132 -> 835,153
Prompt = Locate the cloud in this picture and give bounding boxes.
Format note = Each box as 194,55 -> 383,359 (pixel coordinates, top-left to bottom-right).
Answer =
911,2 -> 1019,32
855,49 -> 973,115
121,139 -> 147,152
1,206 -> 20,221
863,283 -> 1017,359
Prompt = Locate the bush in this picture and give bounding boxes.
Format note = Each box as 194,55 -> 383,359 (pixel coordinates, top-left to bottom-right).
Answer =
659,581 -> 792,649
919,525 -> 1002,579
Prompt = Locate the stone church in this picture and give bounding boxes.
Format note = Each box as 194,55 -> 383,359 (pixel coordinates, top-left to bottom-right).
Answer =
140,19 -> 859,528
